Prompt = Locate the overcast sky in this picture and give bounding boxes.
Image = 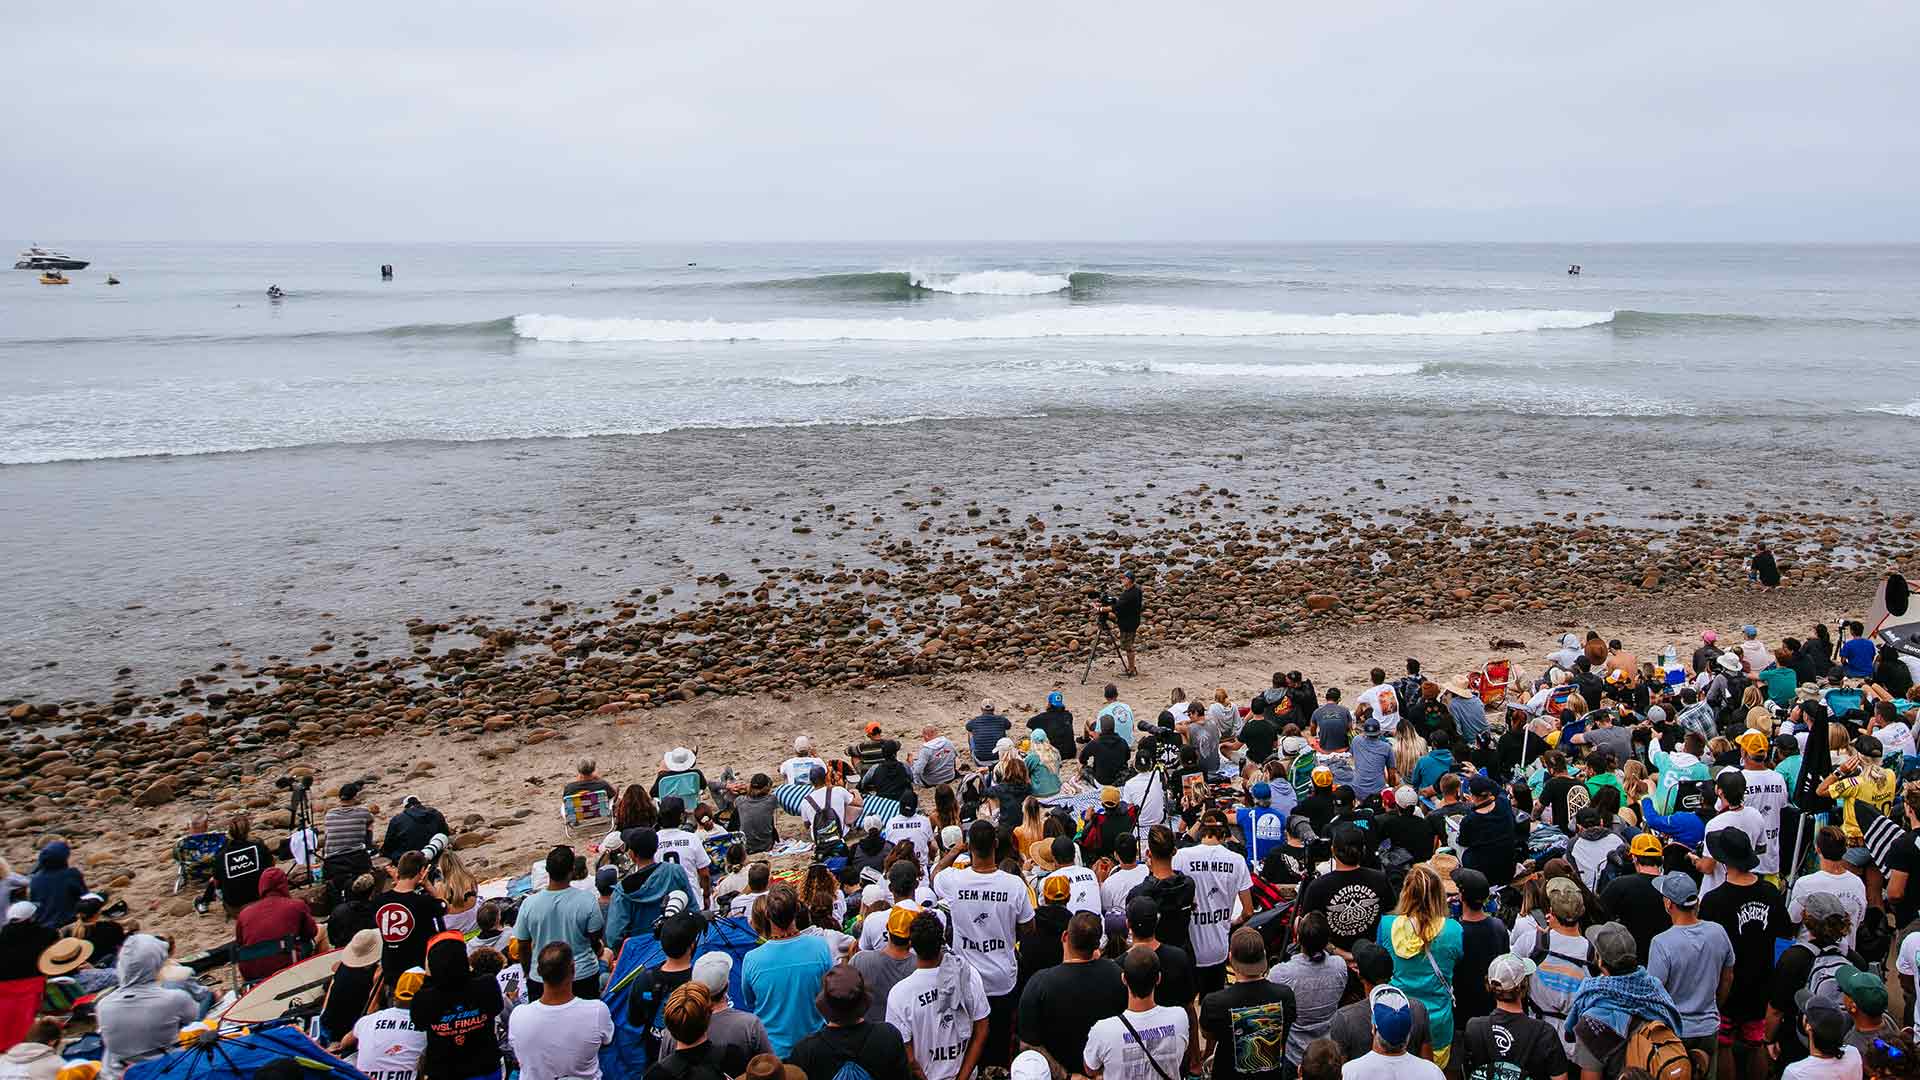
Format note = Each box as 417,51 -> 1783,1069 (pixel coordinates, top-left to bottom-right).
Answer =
8,2 -> 1917,242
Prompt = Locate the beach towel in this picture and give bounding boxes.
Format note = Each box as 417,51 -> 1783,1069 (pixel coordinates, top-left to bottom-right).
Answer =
772,782 -> 900,825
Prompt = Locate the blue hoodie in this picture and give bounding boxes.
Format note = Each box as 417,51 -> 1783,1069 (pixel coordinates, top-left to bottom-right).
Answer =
1408,748 -> 1455,794
29,842 -> 86,928
604,861 -> 697,953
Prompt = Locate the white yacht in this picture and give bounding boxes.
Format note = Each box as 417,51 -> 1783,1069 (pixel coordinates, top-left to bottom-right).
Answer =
14,247 -> 89,271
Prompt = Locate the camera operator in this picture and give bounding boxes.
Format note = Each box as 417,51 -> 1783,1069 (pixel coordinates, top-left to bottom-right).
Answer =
322,782 -> 378,905
381,795 -> 452,861
1092,570 -> 1144,677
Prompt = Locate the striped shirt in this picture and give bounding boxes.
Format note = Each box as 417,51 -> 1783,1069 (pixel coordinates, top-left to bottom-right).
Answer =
323,805 -> 374,857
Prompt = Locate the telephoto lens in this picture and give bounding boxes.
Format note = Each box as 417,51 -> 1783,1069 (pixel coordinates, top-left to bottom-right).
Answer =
419,832 -> 449,863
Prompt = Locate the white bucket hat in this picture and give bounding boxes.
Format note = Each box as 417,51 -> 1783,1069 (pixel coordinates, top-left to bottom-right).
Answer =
663,747 -> 697,771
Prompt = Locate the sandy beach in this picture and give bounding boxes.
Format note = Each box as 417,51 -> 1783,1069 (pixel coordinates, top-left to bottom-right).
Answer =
9,569 -> 1872,957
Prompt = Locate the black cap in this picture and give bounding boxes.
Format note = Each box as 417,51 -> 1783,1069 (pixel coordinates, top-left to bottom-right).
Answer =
1451,867 -> 1490,907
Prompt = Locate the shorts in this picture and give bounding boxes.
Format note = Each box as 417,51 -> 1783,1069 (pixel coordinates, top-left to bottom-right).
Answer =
1118,628 -> 1137,650
1844,846 -> 1874,869
981,991 -> 1017,1068
1718,1016 -> 1766,1044
1195,962 -> 1227,998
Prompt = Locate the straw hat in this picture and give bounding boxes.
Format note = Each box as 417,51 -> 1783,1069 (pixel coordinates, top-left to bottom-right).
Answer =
1027,840 -> 1062,872
340,928 -> 382,969
1442,675 -> 1478,699
39,937 -> 94,976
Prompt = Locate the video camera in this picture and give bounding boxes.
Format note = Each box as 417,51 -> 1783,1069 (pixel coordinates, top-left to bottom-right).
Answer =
273,775 -> 314,791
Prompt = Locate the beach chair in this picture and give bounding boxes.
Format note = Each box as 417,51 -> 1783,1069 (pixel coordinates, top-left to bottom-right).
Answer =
1469,660 -> 1511,707
172,832 -> 226,894
702,831 -> 740,867
561,788 -> 614,837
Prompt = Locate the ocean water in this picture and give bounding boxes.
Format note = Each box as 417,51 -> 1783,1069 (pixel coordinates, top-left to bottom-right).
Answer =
3,242 -> 1917,700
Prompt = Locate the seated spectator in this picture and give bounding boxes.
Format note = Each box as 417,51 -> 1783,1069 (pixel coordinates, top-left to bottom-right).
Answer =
565,759 -> 618,800
912,727 -> 959,788
234,867 -> 318,982
653,748 -> 708,806
1,1018 -> 65,1080
657,951 -> 772,1065
98,934 -> 201,1079
858,741 -> 915,804
647,981 -> 753,1080
732,774 -> 780,855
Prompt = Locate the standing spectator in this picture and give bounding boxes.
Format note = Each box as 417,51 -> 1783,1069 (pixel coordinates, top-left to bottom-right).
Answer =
1349,715 -> 1394,803
1039,836 -> 1101,917
1787,827 -> 1870,955
1342,986 -> 1442,1079
1176,811 -> 1253,997
1327,941 -> 1430,1063
646,982 -> 752,1080
373,851 -> 447,975
1561,923 -> 1682,1080
1376,865 -> 1462,1070
967,702 -> 1013,765
850,907 -> 920,1024
1647,872 -> 1734,1071
1786,993 -> 1862,1080
1126,826 -> 1194,955
1312,689 -> 1352,752
1455,955 -> 1570,1080
1837,966 -> 1899,1059
1100,833 -> 1150,915
787,966 -> 913,1080
606,829 -> 697,953
1084,948 -> 1189,1080
514,847 -> 605,999
654,798 -> 713,910
1599,833 -> 1672,965
1457,776 -> 1518,887
933,820 -> 1035,1070
1725,729 -> 1791,876
882,790 -> 934,871
510,942 -> 614,1080
741,885 -> 837,1057
564,759 -> 617,801
628,913 -> 701,1067
1699,826 -> 1788,1080
1696,772 -> 1766,899
410,932 -> 504,1080
233,867 -> 318,982
1199,926 -> 1296,1080
888,912 -> 990,1080
1270,912 -> 1348,1067
318,930 -> 384,1048
1508,878 -> 1590,1061
1771,894 -> 1855,1073
1298,826 -> 1392,952
1124,895 -> 1198,1046
1017,912 -> 1126,1077
1449,869 -> 1508,1026
381,796 -> 451,861
660,952 -> 771,1065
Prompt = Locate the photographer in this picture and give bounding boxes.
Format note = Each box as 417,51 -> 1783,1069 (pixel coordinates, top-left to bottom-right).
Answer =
381,796 -> 451,860
1093,570 -> 1144,677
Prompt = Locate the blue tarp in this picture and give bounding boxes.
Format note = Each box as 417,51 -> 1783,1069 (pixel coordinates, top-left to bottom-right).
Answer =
599,915 -> 763,1079
127,1024 -> 368,1080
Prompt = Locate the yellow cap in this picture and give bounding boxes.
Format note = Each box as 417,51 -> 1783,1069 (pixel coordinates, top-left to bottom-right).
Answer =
1736,730 -> 1768,757
1629,832 -> 1665,859
1041,875 -> 1073,902
393,967 -> 428,1003
886,904 -> 920,940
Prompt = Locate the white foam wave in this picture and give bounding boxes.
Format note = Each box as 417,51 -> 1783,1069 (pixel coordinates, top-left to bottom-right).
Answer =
514,306 -> 1617,344
1866,400 -> 1920,417
767,374 -> 859,387
1145,361 -> 1423,379
908,269 -> 1071,295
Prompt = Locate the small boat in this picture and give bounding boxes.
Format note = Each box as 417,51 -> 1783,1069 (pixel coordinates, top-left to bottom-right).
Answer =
105,275 -> 120,286
16,246 -> 89,271
266,285 -> 285,300
39,271 -> 69,285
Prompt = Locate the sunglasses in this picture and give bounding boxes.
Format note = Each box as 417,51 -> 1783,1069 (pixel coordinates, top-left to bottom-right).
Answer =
1875,1038 -> 1906,1060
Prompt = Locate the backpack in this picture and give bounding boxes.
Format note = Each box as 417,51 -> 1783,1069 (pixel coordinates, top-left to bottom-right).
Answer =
805,790 -> 847,858
1131,872 -> 1196,953
1621,1017 -> 1702,1080
1378,844 -> 1417,898
1800,943 -> 1851,1035
827,1025 -> 878,1080
1671,778 -> 1715,817
1079,803 -> 1137,862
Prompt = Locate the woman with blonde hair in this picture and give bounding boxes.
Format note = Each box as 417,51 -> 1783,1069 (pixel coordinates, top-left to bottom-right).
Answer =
1377,862 -> 1464,1068
1013,797 -> 1046,854
1024,730 -> 1066,797
1392,722 -> 1428,785
437,850 -> 480,933
1820,731 -> 1898,846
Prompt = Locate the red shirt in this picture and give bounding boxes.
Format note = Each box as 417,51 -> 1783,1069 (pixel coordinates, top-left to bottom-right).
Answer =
234,895 -> 317,980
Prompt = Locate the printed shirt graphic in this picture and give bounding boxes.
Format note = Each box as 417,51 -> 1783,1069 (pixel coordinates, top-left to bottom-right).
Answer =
932,867 -> 1034,996
1228,998 -> 1290,1076
1358,684 -> 1400,731
655,827 -> 712,905
1085,1004 -> 1190,1080
353,1007 -> 427,1080
1043,865 -> 1102,916
1237,807 -> 1287,871
1173,843 -> 1251,968
1718,766 -> 1788,875
885,960 -> 990,1080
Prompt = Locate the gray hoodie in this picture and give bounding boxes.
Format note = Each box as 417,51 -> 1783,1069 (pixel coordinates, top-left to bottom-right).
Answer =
96,935 -> 200,1079
0,1042 -> 64,1080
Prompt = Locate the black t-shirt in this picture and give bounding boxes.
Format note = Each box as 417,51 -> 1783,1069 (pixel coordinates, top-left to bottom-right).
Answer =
1293,792 -> 1338,836
787,1021 -> 913,1080
320,961 -> 378,1042
631,965 -> 696,1062
372,888 -> 446,973
1239,716 -> 1278,766
1020,906 -> 1073,980
1458,1011 -> 1571,1080
1260,844 -> 1312,889
1699,877 -> 1790,1022
1770,942 -> 1819,1068
1201,980 -> 1296,1080
1298,867 -> 1393,950
0,922 -> 59,980
1017,958 -> 1126,1074
214,840 -> 274,905
408,975 -> 503,1080
1453,917 -> 1510,1023
1111,587 -> 1144,633
643,1041 -> 751,1080
82,919 -> 128,961
1885,827 -> 1920,928
1539,776 -> 1578,829
1372,811 -> 1435,863
1598,873 -> 1670,966
1152,943 -> 1198,1011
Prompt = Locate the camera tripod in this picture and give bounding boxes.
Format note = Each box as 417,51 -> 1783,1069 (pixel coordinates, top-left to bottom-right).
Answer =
1081,611 -> 1125,685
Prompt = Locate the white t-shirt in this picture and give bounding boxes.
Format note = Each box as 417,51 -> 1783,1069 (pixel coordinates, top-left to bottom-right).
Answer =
507,996 -> 615,1080
727,890 -> 763,919
1718,766 -> 1789,876
1357,685 -> 1402,733
1879,722 -> 1916,759
1780,1046 -> 1862,1080
780,756 -> 826,785
858,894 -> 937,952
1101,863 -> 1151,915
497,965 -> 528,1009
1341,1050 -> 1446,1079
1042,865 -> 1102,917
1122,772 -> 1168,837
798,786 -> 854,835
1701,806 -> 1766,898
1173,842 -> 1252,968
351,1007 -> 426,1080
655,827 -> 712,907
885,959 -> 991,1080
1895,930 -> 1920,1029
932,867 -> 1035,997
1084,1005 -> 1189,1080
1787,870 -> 1869,954
884,813 -> 936,872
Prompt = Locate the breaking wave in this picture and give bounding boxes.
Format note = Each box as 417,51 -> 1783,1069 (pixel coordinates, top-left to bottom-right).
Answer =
513,307 -> 1617,343
907,269 -> 1073,295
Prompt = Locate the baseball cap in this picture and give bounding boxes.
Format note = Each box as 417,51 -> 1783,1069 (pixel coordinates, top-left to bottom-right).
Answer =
865,721 -> 882,736
1629,832 -> 1665,860
1048,692 -> 1064,709
807,764 -> 827,785
1452,867 -> 1490,908
1466,775 -> 1496,798
1101,786 -> 1122,807
940,825 -> 964,849
1804,891 -> 1849,923
1648,705 -> 1668,724
392,967 -> 427,1003
1394,785 -> 1418,809
1287,816 -> 1318,842
886,905 -> 919,942
693,951 -> 734,995
1250,781 -> 1271,801
1706,826 -> 1760,873
1743,624 -> 1759,638
1010,1051 -> 1052,1080
1041,876 -> 1072,903
1369,985 -> 1415,1049
1796,989 -> 1851,1046
1736,730 -> 1769,757
1546,878 -> 1586,923
1836,964 -> 1889,1015
1281,735 -> 1309,757
1227,926 -> 1268,978
1362,716 -> 1381,735
1585,922 -> 1639,972
861,881 -> 889,907
1857,734 -> 1884,758
1487,954 -> 1537,992
1655,871 -> 1699,908
1312,766 -> 1333,788
5,901 -> 35,923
